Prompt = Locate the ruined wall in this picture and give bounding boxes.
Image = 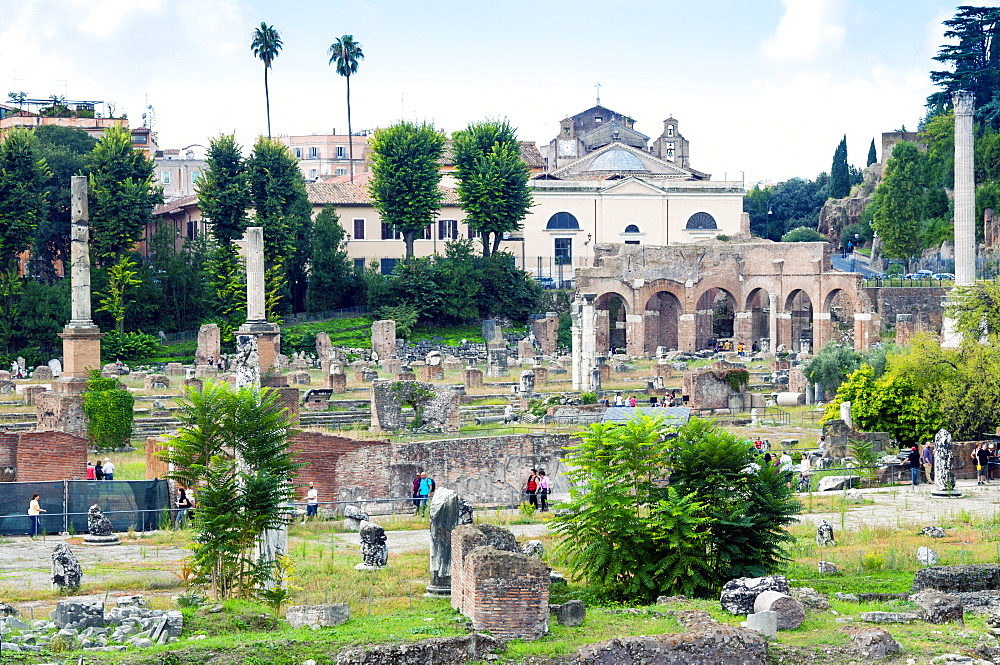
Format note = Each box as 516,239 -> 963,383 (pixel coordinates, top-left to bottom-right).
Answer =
456,547 -> 550,640
288,431 -> 393,502
145,437 -> 169,480
13,431 -> 87,481
35,393 -> 87,437
392,433 -> 572,505
865,286 -> 945,335
0,432 -> 17,481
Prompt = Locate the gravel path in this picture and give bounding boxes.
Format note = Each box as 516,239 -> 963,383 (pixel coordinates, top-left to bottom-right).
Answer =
331,522 -> 551,553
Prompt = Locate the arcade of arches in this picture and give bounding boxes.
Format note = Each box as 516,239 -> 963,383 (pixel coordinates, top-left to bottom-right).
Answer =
578,242 -> 878,357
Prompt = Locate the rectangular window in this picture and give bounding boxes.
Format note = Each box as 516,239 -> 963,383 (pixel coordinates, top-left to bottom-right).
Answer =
381,221 -> 401,240
422,224 -> 432,240
468,224 -> 477,239
160,171 -> 170,184
191,170 -> 200,185
554,237 -> 573,263
335,167 -> 347,175
353,219 -> 365,240
294,147 -> 302,159
308,168 -> 318,179
308,146 -> 318,159
132,133 -> 147,144
438,219 -> 458,240
380,258 -> 398,275
336,146 -> 346,158
354,258 -> 365,271
186,221 -> 196,240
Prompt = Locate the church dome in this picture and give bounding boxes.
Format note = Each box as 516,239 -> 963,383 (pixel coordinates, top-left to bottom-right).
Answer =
587,149 -> 645,172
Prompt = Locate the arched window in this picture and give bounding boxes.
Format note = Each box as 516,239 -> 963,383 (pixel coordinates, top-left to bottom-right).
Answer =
624,224 -> 640,233
685,212 -> 717,230
546,212 -> 580,230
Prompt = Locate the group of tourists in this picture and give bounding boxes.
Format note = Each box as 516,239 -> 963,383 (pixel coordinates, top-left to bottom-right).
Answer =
602,392 -> 682,408
85,458 -> 116,480
522,468 -> 551,511
712,340 -> 759,355
412,472 -> 435,515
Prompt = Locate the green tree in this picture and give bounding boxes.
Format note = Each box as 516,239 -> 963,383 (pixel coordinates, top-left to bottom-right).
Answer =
477,252 -> 542,321
780,226 -> 826,242
7,91 -> 27,110
158,382 -> 298,599
327,35 -> 364,183
82,372 -> 135,450
804,342 -> 863,393
96,255 -> 141,333
553,416 -> 799,602
830,135 -> 851,199
743,184 -> 773,239
368,121 -> 446,260
452,119 -> 534,257
87,125 -> 161,265
0,127 -> 49,271
871,142 -> 925,259
147,227 -> 209,332
928,6 -> 1000,127
198,133 -> 249,247
9,278 -> 68,363
306,207 -> 359,311
31,125 -> 97,281
246,137 -> 312,313
250,23 -> 283,139
867,138 -> 878,167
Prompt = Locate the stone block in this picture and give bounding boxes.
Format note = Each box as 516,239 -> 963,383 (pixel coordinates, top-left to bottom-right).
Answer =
462,368 -> 483,389
459,547 -> 550,640
144,374 -> 170,390
288,370 -> 311,385
180,378 -> 204,392
911,589 -> 963,624
371,320 -> 396,362
164,363 -> 184,376
532,366 -> 548,385
912,564 -> 1000,593
752,590 -> 805,630
325,372 -> 347,393
847,627 -> 903,659
195,323 -> 221,366
22,385 -> 47,405
50,599 -> 103,629
720,575 -> 790,615
51,544 -> 82,591
918,546 -> 941,565
551,600 -> 586,627
816,475 -> 860,492
744,610 -> 777,639
859,611 -> 920,623
575,620 -> 767,664
336,634 -> 505,665
417,364 -> 444,382
194,365 -> 218,380
285,604 -> 350,629
33,366 -> 53,381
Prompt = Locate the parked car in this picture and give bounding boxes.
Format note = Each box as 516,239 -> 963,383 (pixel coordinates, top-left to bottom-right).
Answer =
932,273 -> 955,281
534,276 -> 556,289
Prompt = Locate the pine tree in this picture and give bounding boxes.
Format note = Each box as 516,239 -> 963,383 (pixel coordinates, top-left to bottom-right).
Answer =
867,138 -> 878,167
872,142 -> 926,259
0,128 -> 49,271
198,134 -> 249,247
306,207 -> 358,311
928,6 -> 1000,126
830,135 -> 851,199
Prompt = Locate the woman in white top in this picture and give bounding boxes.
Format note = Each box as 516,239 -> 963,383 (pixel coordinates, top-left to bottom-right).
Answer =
28,493 -> 46,539
798,455 -> 812,492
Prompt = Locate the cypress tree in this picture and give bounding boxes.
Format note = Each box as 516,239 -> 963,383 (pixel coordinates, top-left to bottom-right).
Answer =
830,135 -> 851,199
867,138 -> 878,167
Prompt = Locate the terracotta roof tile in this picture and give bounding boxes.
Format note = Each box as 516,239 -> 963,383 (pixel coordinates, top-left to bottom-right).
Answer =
306,171 -> 461,206
152,194 -> 199,216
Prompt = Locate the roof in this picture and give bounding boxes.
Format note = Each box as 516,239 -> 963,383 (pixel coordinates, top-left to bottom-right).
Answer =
306,171 -> 461,206
551,142 -> 706,180
152,195 -> 199,216
438,141 -> 544,169
602,406 -> 691,426
588,149 -> 646,172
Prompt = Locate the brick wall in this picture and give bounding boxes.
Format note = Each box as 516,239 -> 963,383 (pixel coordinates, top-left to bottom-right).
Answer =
459,547 -> 550,640
451,524 -> 521,614
145,437 -> 169,480
14,431 -> 87,481
288,431 -> 392,502
864,286 -> 945,334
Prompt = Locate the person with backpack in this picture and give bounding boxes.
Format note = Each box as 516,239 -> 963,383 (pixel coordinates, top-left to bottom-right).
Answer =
537,470 -> 550,512
417,472 -> 435,515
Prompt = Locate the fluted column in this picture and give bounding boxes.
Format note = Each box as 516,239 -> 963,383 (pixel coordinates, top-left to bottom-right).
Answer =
245,226 -> 266,323
954,90 -> 976,287
581,293 -> 597,390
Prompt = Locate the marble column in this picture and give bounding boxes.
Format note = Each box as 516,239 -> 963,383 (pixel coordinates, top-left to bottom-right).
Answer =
570,297 -> 583,391
767,292 -> 778,354
581,294 -> 597,391
953,90 -> 976,287
238,227 -> 281,374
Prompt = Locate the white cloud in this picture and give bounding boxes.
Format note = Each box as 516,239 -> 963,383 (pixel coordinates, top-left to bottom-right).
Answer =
762,0 -> 846,61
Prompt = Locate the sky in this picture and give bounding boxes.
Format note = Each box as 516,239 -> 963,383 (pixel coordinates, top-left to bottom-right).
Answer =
0,0 -> 989,186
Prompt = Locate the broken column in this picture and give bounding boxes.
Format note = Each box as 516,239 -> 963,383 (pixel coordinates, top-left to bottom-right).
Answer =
355,520 -> 388,570
371,320 -> 396,363
427,488 -> 461,594
486,348 -> 508,378
195,324 -> 221,366
571,296 -> 583,390
237,227 -> 281,374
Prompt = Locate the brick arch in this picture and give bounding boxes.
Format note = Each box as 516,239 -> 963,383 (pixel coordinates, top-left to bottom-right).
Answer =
745,287 -> 771,344
595,291 -> 631,353
783,289 -> 814,352
694,286 -> 738,350
642,290 -> 682,354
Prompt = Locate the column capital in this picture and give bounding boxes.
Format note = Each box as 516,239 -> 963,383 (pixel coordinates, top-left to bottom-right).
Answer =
952,90 -> 975,116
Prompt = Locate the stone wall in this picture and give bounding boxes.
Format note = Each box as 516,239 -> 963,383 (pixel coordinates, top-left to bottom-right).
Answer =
371,320 -> 396,361
864,286 -> 945,335
195,323 -> 220,366
35,392 -> 87,437
0,431 -> 88,481
532,314 -> 560,355
682,362 -> 740,410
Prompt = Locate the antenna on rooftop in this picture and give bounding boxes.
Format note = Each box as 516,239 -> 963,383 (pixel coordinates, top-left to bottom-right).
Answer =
595,82 -> 601,106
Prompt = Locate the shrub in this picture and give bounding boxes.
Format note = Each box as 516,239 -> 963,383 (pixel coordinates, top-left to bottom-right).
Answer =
102,330 -> 162,362
82,371 -> 134,450
579,392 -> 598,405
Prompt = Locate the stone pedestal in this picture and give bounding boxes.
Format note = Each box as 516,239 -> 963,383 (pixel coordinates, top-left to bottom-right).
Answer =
239,322 -> 281,374
57,325 -> 104,393
532,366 -> 548,385
326,373 -> 347,393
463,368 -> 484,388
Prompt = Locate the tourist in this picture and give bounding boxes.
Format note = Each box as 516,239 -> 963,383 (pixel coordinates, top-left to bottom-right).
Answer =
779,450 -> 794,488
763,452 -> 772,466
523,469 -> 539,508
175,488 -> 193,528
27,493 -> 45,539
922,443 -> 934,484
614,393 -> 623,407
649,395 -> 658,407
94,460 -> 105,480
503,403 -> 514,423
974,443 -> 991,485
417,472 -> 435,515
817,435 -> 826,456
537,469 -> 550,511
103,457 -> 115,480
411,473 -> 422,512
908,446 -> 921,487
86,461 -> 96,480
207,355 -> 214,368
304,482 -> 318,520
797,454 -> 812,492
752,341 -> 759,353
629,395 -> 636,407
737,342 -> 745,357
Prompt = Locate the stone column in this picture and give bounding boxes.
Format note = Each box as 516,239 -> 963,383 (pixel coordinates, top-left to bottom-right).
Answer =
733,311 -> 753,347
954,90 -> 976,288
625,313 -> 644,357
767,292 -> 778,354
570,297 -> 583,390
581,294 -> 597,390
238,227 -> 281,374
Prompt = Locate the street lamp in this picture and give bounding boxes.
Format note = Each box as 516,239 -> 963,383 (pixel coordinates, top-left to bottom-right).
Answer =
767,206 -> 773,241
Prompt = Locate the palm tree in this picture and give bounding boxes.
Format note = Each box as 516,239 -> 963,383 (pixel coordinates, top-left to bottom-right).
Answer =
250,23 -> 283,139
328,35 -> 364,183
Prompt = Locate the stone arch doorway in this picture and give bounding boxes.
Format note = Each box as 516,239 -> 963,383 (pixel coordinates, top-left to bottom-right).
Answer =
785,289 -> 814,353
745,288 -> 771,346
643,291 -> 682,354
824,289 -> 856,347
695,288 -> 736,350
596,292 -> 629,354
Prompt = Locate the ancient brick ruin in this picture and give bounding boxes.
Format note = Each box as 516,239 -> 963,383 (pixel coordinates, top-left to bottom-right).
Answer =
0,430 -> 87,481
369,379 -> 460,434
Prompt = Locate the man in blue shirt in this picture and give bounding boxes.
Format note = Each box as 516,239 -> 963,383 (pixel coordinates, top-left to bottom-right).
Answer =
417,472 -> 435,515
